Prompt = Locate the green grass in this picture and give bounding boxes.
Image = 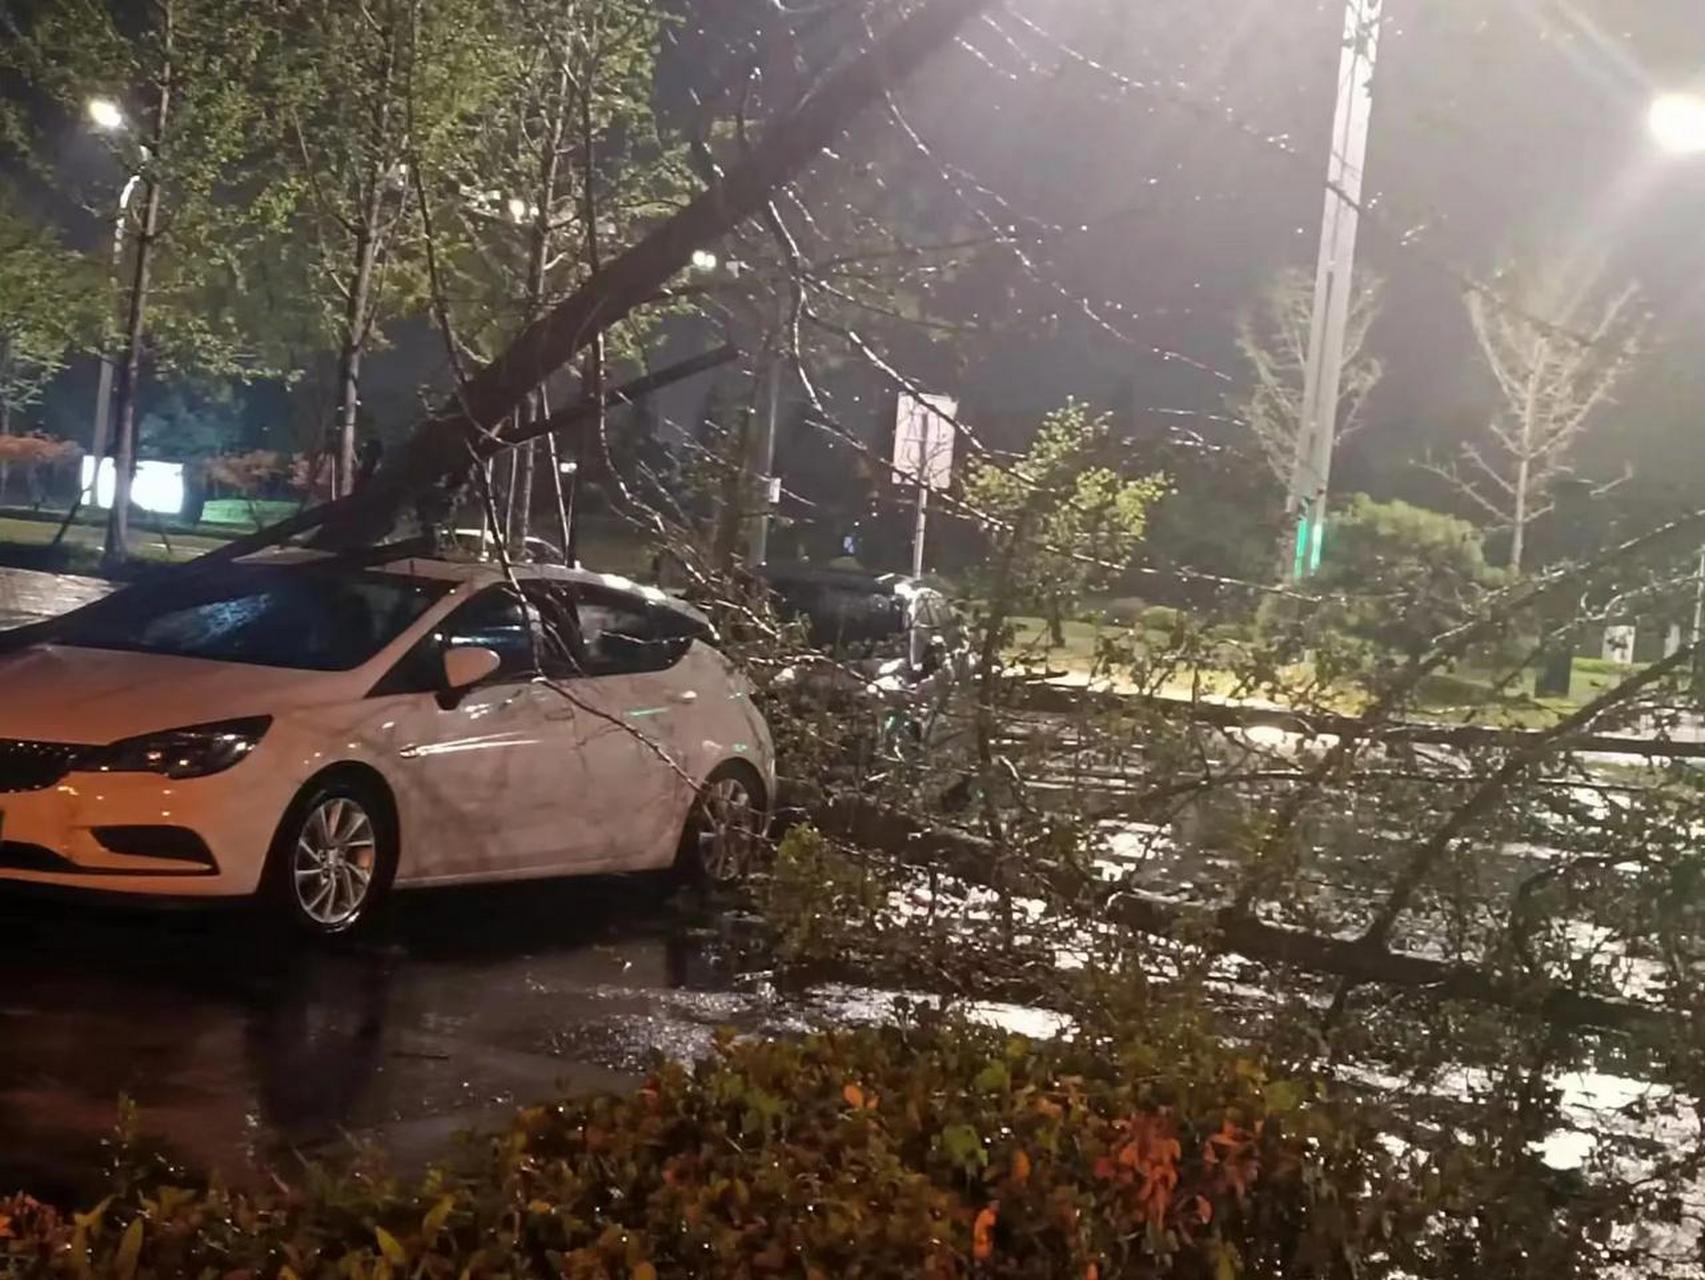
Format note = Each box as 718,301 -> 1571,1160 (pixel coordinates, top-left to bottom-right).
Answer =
1002,606 -> 1637,725
199,497 -> 299,529
0,513 -> 226,566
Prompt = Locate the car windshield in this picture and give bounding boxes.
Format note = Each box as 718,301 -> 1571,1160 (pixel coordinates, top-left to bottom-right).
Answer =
49,566 -> 453,671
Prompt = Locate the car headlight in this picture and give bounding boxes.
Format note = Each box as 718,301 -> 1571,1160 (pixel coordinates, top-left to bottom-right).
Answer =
96,716 -> 272,780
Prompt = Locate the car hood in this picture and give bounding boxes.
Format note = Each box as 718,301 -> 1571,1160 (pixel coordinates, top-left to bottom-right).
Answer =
0,644 -> 354,744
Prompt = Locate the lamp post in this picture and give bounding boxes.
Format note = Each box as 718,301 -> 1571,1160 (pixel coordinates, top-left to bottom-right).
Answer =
1646,93 -> 1705,679
85,98 -> 139,507
1285,0 -> 1383,579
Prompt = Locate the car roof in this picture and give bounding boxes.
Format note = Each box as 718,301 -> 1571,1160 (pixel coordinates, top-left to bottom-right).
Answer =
759,562 -> 902,594
237,548 -> 710,625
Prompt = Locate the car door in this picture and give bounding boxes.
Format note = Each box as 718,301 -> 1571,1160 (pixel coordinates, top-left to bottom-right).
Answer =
365,584 -> 590,882
537,582 -> 697,869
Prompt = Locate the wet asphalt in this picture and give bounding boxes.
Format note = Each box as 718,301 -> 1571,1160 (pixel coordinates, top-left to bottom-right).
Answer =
0,867 -> 802,1202
0,569 -> 790,1201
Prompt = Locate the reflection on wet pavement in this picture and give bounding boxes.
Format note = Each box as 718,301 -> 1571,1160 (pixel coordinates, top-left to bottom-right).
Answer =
0,875 -> 775,1202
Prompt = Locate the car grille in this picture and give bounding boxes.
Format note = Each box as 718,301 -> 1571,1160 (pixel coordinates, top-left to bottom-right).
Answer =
0,740 -> 88,793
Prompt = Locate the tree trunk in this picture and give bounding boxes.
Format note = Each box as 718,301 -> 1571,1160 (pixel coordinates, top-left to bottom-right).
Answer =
1509,339 -> 1547,573
512,62 -> 569,552
334,216 -> 379,498
805,794 -> 1672,1036
1510,447 -> 1531,572
103,3 -> 171,568
0,337 -> 12,505
304,0 -> 996,552
1047,598 -> 1066,648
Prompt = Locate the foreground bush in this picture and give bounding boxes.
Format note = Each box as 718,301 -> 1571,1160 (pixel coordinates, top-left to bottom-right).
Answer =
0,1020 -> 1411,1279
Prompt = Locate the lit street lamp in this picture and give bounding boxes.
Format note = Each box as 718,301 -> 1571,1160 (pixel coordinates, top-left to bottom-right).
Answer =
86,96 -> 125,132
1647,93 -> 1705,674
85,98 -> 142,507
1649,93 -> 1705,157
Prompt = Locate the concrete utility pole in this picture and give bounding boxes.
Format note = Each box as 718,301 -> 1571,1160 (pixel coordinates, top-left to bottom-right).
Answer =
744,310 -> 785,568
1287,0 -> 1381,579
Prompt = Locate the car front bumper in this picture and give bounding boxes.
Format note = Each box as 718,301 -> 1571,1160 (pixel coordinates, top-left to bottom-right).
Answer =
0,759 -> 286,899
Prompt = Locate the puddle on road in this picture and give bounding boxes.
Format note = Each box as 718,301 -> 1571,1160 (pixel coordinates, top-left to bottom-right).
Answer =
0,874 -> 1055,1203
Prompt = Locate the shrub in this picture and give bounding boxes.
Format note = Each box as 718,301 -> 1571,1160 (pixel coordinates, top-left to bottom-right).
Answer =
1259,495 -> 1513,662
1139,605 -> 1183,636
0,1020 -> 1412,1279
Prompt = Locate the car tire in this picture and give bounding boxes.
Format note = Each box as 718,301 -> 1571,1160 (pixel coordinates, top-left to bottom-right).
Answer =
676,761 -> 768,887
262,774 -> 398,937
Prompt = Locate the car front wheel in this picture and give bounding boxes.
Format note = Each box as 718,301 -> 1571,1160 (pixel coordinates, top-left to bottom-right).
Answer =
264,777 -> 397,936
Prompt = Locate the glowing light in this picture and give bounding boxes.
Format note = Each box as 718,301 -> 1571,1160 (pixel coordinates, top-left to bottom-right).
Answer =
87,97 -> 124,131
1649,94 -> 1705,156
690,249 -> 719,272
79,457 -> 185,516
506,195 -> 529,223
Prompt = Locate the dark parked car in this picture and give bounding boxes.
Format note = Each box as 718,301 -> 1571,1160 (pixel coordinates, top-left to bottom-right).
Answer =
756,563 -> 958,668
755,563 -> 965,765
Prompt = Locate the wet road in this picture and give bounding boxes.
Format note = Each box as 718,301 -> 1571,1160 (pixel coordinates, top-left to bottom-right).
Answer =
0,568 -> 796,1201
0,566 -> 112,630
0,876 -> 796,1203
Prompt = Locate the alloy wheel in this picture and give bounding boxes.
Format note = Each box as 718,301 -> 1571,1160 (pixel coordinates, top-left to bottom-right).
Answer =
292,796 -> 378,928
696,775 -> 761,883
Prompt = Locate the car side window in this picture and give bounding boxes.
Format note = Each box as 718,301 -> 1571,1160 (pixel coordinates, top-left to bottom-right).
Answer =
566,586 -> 693,676
445,586 -> 537,678
370,585 -> 538,696
518,580 -> 588,678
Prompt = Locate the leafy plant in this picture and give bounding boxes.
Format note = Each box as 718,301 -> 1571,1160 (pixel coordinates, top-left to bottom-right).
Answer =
0,1019 -> 1411,1279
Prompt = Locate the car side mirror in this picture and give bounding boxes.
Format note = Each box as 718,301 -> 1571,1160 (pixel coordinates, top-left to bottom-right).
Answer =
439,646 -> 501,707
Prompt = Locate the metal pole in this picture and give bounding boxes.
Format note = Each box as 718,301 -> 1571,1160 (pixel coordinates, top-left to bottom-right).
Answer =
1286,0 -> 1381,579
1692,548 -> 1705,644
87,173 -> 141,506
746,297 -> 786,567
911,482 -> 928,577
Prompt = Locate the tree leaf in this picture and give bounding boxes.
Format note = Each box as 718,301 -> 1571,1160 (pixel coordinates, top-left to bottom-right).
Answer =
942,1123 -> 988,1171
375,1225 -> 407,1265
422,1195 -> 455,1240
114,1217 -> 144,1280
1011,1149 -> 1032,1185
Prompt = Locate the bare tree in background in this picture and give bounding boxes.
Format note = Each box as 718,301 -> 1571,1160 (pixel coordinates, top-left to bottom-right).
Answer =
1232,265 -> 1384,490
1434,269 -> 1646,572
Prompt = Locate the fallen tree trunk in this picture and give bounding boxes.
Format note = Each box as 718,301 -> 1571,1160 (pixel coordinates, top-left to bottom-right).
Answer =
307,0 -> 999,549
801,791 -> 1676,1036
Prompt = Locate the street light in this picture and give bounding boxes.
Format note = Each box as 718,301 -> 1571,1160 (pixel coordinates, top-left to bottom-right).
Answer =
1647,93 -> 1705,673
87,97 -> 125,132
85,98 -> 143,505
1648,93 -> 1705,157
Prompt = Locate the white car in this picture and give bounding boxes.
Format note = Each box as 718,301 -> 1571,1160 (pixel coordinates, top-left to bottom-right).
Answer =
0,553 -> 774,934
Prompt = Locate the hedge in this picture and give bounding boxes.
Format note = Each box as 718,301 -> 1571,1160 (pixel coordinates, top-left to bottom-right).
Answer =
0,1016 -> 1422,1279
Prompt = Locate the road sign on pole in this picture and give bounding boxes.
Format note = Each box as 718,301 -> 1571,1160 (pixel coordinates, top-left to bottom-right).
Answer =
893,392 -> 956,576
